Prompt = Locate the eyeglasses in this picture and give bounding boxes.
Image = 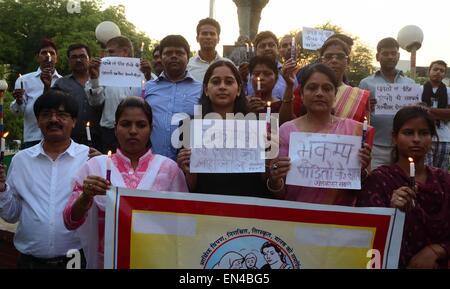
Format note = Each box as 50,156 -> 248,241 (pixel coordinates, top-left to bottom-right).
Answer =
39,110 -> 71,121
321,53 -> 348,62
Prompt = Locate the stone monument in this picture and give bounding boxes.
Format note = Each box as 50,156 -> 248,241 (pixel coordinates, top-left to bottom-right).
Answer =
233,0 -> 270,43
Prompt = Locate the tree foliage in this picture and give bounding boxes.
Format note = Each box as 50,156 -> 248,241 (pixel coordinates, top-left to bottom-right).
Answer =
290,22 -> 375,86
0,0 -> 157,142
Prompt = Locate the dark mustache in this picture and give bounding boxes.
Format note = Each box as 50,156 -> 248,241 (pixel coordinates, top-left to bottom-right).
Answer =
46,123 -> 63,130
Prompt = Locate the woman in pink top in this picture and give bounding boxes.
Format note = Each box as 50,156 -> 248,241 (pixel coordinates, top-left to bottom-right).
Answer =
267,64 -> 373,206
63,96 -> 188,268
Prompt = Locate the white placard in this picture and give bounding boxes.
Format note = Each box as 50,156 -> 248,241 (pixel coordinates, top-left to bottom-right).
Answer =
190,119 -> 266,173
302,27 -> 335,51
375,84 -> 421,115
286,132 -> 361,190
99,57 -> 143,87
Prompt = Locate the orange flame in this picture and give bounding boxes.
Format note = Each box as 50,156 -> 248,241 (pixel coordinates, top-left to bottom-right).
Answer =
86,122 -> 90,127
2,132 -> 9,138
108,150 -> 112,158
408,157 -> 414,163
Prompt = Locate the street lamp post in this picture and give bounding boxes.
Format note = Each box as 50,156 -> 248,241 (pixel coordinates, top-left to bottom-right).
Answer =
397,25 -> 424,80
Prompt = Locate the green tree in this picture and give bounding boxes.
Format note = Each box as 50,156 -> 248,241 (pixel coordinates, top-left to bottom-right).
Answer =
0,0 -> 157,142
291,22 -> 375,86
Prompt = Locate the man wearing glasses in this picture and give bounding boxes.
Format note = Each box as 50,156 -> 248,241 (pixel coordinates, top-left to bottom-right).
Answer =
0,90 -> 99,269
53,44 -> 102,148
359,38 -> 415,169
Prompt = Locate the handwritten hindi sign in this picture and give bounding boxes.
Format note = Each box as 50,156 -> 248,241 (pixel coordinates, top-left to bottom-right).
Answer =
286,133 -> 362,190
99,57 -> 143,87
302,27 -> 335,51
375,84 -> 421,115
190,119 -> 266,173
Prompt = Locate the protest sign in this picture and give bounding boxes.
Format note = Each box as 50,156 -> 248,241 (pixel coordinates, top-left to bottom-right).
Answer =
302,27 -> 335,51
286,133 -> 362,190
375,84 -> 421,115
189,119 -> 266,173
104,188 -> 405,269
99,57 -> 143,87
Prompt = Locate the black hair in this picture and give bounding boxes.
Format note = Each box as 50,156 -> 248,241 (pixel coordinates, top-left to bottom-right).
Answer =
158,35 -> 190,57
300,63 -> 339,93
37,38 -> 58,54
152,45 -> 161,57
249,56 -> 279,79
106,36 -> 134,57
391,106 -> 438,163
254,31 -> 279,49
260,241 -> 287,264
376,37 -> 399,53
67,43 -> 91,58
196,18 -> 221,36
200,60 -> 248,116
328,33 -> 354,48
33,89 -> 78,119
319,38 -> 351,57
429,60 -> 448,73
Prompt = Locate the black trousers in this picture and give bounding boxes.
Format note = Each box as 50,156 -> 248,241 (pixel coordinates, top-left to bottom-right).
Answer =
17,249 -> 86,269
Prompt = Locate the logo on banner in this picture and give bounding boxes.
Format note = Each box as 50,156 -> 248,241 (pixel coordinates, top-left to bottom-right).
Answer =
201,227 -> 300,269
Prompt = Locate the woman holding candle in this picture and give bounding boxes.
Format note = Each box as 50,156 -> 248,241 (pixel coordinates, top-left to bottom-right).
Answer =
357,106 -> 450,269
176,60 -> 270,197
267,64 -> 373,206
63,96 -> 188,268
247,56 -> 282,115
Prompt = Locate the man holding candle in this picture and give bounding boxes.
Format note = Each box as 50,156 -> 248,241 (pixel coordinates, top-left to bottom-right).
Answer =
11,38 -> 62,149
187,18 -> 229,82
53,43 -> 102,147
0,90 -> 97,269
85,36 -> 152,153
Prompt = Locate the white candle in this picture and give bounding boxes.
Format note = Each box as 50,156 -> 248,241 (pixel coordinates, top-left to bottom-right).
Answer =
257,77 -> 261,91
141,79 -> 146,98
47,52 -> 52,63
246,43 -> 249,53
1,138 -> 5,152
140,42 -> 145,56
291,37 -> 296,59
107,150 -> 112,171
86,122 -> 92,142
363,117 -> 368,131
266,102 -> 272,124
408,157 -> 415,178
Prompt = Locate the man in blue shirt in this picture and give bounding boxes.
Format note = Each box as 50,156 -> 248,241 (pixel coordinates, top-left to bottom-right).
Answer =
145,35 -> 202,160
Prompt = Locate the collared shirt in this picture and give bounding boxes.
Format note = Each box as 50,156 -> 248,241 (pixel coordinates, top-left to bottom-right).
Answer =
85,79 -> 141,129
53,75 -> 102,146
246,61 -> 298,100
11,68 -> 62,142
0,141 -> 89,258
145,71 -> 202,160
359,70 -> 415,147
187,51 -> 223,82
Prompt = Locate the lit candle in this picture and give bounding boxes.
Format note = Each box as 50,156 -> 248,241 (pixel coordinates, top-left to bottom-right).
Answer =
361,117 -> 368,148
246,43 -> 249,53
266,102 -> 272,141
19,74 -> 24,90
140,42 -> 145,57
86,122 -> 92,143
106,150 -> 112,182
257,77 -> 261,91
1,132 -> 9,164
141,79 -> 146,98
47,52 -> 52,63
408,157 -> 415,187
291,37 -> 296,60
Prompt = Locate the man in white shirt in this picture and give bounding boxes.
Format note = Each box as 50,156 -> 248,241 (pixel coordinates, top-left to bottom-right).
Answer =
11,38 -> 62,149
0,89 -> 95,269
187,18 -> 225,82
85,36 -> 152,153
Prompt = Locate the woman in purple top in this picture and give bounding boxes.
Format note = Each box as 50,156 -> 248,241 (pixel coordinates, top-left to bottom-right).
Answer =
357,106 -> 450,269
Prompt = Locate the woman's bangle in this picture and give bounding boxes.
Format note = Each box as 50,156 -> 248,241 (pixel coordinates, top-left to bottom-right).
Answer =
267,178 -> 285,193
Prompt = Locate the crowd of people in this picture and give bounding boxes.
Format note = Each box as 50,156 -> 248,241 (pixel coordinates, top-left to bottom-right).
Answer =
0,17 -> 449,269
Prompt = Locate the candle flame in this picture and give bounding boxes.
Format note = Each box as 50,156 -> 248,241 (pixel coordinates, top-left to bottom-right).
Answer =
86,122 -> 90,127
267,101 -> 272,107
108,150 -> 112,158
257,77 -> 261,81
141,42 -> 145,49
408,157 -> 414,163
3,132 -> 9,138
364,116 -> 367,121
